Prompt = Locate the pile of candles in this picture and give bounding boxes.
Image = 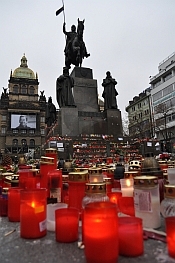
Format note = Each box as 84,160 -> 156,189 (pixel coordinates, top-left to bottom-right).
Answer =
0,154 -> 175,261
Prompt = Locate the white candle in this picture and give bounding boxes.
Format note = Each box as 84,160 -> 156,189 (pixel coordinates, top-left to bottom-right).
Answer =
134,190 -> 161,229
120,178 -> 134,197
121,187 -> 134,197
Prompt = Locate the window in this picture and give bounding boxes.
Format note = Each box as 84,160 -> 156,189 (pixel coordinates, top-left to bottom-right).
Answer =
1,127 -> 6,134
29,139 -> 35,147
138,112 -> 142,119
163,84 -> 173,96
153,91 -> 162,102
29,130 -> 35,134
29,86 -> 35,94
13,85 -> 18,93
21,85 -> 27,94
163,72 -> 172,82
12,139 -> 18,146
2,115 -> 6,121
41,129 -> 45,135
138,103 -> 141,109
13,129 -> 18,134
21,139 -> 27,146
154,79 -> 161,88
21,130 -> 27,134
40,116 -> 45,123
145,109 -> 149,115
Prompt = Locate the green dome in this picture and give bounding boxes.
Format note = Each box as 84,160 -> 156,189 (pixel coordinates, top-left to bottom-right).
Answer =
12,54 -> 36,79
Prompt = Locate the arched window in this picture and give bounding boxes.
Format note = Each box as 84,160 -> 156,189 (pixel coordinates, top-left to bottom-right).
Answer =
21,139 -> 27,146
29,86 -> 35,94
13,85 -> 19,93
29,139 -> 35,147
21,85 -> 27,94
12,139 -> 18,146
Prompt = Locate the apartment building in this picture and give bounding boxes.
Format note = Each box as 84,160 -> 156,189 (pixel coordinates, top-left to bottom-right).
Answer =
150,52 -> 175,152
125,88 -> 152,139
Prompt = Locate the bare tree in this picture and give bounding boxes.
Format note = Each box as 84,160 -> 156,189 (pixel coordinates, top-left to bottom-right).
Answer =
154,101 -> 174,152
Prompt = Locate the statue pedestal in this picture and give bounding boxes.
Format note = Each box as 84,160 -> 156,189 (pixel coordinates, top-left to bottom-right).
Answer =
105,109 -> 123,138
60,107 -> 79,136
71,67 -> 99,112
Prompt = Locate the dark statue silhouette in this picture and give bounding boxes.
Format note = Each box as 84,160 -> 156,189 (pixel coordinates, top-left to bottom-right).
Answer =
63,19 -> 90,69
45,97 -> 57,127
102,71 -> 118,110
56,67 -> 76,108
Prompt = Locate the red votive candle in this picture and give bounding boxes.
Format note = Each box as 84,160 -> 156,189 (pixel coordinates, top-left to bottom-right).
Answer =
0,188 -> 9,217
45,148 -> 58,169
118,196 -> 135,216
20,188 -> 47,239
55,207 -> 79,242
83,201 -> 118,263
18,168 -> 33,189
118,216 -> 143,256
48,169 -> 62,202
39,156 -> 55,191
8,187 -> 21,222
107,191 -> 122,205
166,216 -> 175,258
68,171 -> 88,213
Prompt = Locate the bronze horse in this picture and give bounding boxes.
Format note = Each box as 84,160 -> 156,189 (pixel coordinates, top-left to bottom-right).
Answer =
65,18 -> 90,69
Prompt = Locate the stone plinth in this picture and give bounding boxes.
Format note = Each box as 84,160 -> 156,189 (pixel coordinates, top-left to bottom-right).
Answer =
105,109 -> 123,138
71,67 -> 99,112
60,107 -> 79,136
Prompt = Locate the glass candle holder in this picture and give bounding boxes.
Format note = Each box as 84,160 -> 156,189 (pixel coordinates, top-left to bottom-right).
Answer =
120,178 -> 134,197
47,203 -> 68,231
166,216 -> 175,258
89,174 -> 104,183
2,172 -> 13,188
48,169 -> 62,203
118,216 -> 143,256
18,168 -> 33,189
68,171 -> 88,212
45,148 -> 58,169
107,168 -> 115,182
107,191 -> 122,205
8,187 -> 21,222
160,185 -> 175,217
103,177 -> 112,193
0,187 -> 9,217
83,201 -> 118,263
20,188 -> 47,239
39,156 -> 55,193
118,197 -> 135,216
167,168 -> 175,184
55,207 -> 79,242
134,176 -> 161,229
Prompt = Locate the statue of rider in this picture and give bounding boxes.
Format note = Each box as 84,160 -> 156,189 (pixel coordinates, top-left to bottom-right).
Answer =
63,23 -> 77,61
63,20 -> 90,68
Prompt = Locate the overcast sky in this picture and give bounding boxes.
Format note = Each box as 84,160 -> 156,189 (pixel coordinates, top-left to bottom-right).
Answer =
1,0 -> 175,118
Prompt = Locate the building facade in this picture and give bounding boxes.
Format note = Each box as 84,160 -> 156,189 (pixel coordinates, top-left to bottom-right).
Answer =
150,52 -> 175,152
125,88 -> 153,139
0,55 -> 47,158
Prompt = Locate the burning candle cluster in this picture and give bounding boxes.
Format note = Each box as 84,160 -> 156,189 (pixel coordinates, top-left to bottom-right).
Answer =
0,152 -> 174,261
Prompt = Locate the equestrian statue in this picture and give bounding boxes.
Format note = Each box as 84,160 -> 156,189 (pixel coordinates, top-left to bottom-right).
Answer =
63,18 -> 90,69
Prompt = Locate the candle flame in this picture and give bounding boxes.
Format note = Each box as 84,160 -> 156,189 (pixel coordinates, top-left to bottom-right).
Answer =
31,201 -> 35,208
126,180 -> 131,187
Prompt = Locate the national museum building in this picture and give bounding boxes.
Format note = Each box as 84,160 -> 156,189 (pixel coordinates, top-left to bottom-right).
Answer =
0,55 -> 47,157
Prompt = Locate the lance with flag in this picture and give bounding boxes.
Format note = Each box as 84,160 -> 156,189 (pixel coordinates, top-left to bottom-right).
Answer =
56,0 -> 65,23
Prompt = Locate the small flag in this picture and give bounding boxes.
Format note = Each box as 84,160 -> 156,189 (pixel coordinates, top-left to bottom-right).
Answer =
56,6 -> 64,16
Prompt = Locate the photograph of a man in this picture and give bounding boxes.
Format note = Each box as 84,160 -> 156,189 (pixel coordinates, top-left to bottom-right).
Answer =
16,115 -> 31,129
